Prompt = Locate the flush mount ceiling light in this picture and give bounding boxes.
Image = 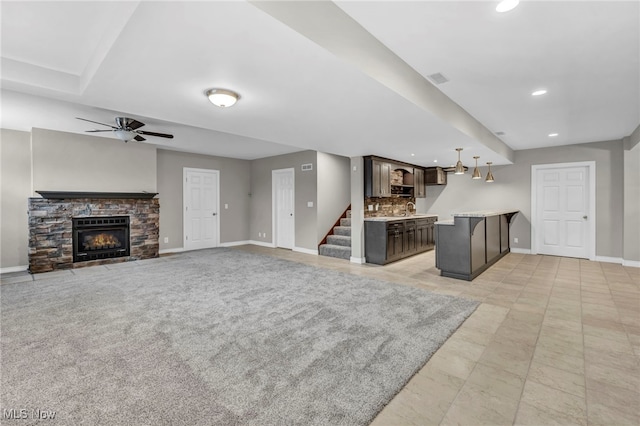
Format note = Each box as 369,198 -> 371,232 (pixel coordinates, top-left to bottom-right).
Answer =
472,156 -> 482,179
531,89 -> 548,96
454,148 -> 465,175
486,162 -> 495,182
548,133 -> 559,137
206,88 -> 239,108
496,0 -> 520,13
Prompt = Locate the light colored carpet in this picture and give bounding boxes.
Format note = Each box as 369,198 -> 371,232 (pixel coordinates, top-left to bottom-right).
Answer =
1,248 -> 478,425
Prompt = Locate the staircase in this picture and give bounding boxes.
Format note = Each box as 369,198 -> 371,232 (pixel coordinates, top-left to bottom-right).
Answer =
318,210 -> 351,260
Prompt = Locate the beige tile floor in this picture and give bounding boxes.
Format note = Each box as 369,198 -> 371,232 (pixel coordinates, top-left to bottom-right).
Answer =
235,245 -> 640,426
3,247 -> 639,425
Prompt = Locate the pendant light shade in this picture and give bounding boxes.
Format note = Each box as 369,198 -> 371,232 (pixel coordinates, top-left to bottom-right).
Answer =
486,162 -> 495,182
454,148 -> 465,174
472,156 -> 482,179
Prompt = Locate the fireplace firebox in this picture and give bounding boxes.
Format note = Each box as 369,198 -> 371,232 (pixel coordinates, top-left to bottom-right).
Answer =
73,216 -> 130,262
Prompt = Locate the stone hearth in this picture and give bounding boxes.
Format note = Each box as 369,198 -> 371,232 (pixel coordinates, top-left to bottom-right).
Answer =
28,195 -> 159,273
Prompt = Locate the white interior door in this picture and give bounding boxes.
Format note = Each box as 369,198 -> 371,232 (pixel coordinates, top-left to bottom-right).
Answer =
272,168 -> 295,249
184,168 -> 219,250
533,163 -> 593,259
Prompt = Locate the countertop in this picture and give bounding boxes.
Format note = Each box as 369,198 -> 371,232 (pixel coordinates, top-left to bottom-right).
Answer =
451,209 -> 519,218
435,210 -> 519,225
364,214 -> 438,222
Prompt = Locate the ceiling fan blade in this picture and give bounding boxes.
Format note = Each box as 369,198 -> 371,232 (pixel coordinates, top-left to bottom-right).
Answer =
85,129 -> 114,133
137,130 -> 174,139
134,135 -> 146,142
76,117 -> 117,129
116,117 -> 145,130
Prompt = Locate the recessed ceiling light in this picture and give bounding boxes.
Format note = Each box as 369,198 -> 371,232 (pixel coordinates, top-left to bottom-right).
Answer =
548,133 -> 559,137
206,88 -> 239,108
531,89 -> 547,96
433,160 -> 438,163
411,153 -> 415,157
496,0 -> 520,13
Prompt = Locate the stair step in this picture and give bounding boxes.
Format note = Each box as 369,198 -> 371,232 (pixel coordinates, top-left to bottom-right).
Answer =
340,218 -> 351,227
333,226 -> 351,236
319,244 -> 351,260
327,234 -> 351,247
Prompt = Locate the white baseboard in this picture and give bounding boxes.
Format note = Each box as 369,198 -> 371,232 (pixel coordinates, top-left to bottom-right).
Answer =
248,240 -> 276,248
623,259 -> 640,268
293,246 -> 318,256
220,240 -> 251,247
159,247 -> 185,255
510,248 -> 532,255
1,265 -> 28,274
350,257 -> 366,264
595,256 -> 623,265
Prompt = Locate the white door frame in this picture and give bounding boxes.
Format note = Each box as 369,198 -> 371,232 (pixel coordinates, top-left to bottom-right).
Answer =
531,161 -> 596,260
183,167 -> 220,250
272,168 -> 295,249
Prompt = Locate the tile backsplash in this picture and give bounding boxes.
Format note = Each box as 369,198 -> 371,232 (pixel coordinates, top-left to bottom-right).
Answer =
364,196 -> 416,217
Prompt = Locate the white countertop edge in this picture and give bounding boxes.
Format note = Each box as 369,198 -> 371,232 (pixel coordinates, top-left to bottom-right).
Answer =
364,214 -> 438,222
434,219 -> 454,225
452,210 -> 519,218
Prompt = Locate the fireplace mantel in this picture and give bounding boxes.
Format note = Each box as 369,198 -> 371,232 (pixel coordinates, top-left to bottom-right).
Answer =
36,191 -> 158,199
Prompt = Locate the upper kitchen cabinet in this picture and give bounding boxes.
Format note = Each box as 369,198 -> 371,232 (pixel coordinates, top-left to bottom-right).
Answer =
414,167 -> 426,198
426,166 -> 447,185
364,156 -> 391,197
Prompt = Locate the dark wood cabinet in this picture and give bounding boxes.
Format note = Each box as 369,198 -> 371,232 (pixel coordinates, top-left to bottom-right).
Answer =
385,221 -> 405,261
414,168 -> 426,198
426,167 -> 447,185
365,157 -> 391,197
365,216 -> 437,265
416,217 -> 436,251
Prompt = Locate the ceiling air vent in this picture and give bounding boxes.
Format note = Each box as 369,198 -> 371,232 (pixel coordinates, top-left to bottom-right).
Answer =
495,131 -> 505,136
427,72 -> 449,85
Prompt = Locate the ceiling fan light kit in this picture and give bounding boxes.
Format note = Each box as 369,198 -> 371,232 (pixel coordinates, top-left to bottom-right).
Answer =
206,88 -> 239,108
77,117 -> 174,143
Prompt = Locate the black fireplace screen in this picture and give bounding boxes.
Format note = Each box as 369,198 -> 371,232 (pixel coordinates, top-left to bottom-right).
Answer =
73,216 -> 130,262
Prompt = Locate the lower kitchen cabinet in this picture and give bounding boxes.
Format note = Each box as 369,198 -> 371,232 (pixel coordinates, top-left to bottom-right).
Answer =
365,216 -> 437,265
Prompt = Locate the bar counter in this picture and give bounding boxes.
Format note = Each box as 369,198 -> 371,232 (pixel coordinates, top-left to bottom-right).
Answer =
435,210 -> 519,281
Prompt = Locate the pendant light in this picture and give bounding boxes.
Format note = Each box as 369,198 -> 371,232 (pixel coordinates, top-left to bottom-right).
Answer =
454,148 -> 465,174
486,162 -> 495,182
472,156 -> 482,179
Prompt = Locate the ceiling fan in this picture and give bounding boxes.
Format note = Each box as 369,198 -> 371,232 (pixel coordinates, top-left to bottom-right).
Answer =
76,117 -> 174,142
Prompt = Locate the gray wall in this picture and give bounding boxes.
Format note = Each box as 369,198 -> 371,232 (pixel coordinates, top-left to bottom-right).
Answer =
624,143 -> 640,262
249,150 -> 317,251
156,149 -> 251,251
32,128 -> 156,193
317,152 -> 351,241
418,140 -> 625,259
1,129 -> 31,269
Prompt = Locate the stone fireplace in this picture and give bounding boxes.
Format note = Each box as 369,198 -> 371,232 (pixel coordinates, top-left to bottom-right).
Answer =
28,192 -> 159,273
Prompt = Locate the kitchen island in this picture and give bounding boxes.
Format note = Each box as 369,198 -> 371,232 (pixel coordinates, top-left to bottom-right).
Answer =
435,210 -> 519,281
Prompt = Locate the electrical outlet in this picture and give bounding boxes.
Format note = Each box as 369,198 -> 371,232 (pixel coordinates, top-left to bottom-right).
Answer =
258,232 -> 261,238
514,237 -> 519,243
164,237 -> 169,244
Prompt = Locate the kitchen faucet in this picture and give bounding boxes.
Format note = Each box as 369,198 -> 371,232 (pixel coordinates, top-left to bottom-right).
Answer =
405,202 -> 416,216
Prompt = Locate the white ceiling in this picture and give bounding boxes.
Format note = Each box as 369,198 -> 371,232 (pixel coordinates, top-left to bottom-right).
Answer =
2,1 -> 638,167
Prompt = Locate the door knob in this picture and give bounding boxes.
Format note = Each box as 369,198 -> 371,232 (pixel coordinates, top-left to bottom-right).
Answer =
213,212 -> 217,216
583,215 -> 587,219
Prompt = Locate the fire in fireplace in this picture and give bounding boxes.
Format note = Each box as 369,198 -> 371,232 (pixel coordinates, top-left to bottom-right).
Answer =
73,216 -> 130,262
